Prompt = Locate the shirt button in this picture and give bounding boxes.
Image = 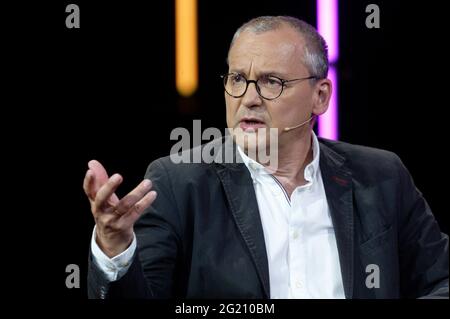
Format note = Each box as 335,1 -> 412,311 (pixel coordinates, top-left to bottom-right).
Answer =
100,287 -> 107,299
292,230 -> 299,240
295,281 -> 302,289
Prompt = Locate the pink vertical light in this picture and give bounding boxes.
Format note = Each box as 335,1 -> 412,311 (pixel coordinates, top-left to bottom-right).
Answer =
317,0 -> 339,63
317,0 -> 339,140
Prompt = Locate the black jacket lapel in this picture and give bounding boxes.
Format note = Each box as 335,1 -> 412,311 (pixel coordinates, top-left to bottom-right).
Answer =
213,138 -> 271,298
319,139 -> 355,299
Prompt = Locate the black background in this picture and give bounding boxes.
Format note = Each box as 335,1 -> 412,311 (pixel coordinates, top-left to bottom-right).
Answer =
4,0 -> 447,302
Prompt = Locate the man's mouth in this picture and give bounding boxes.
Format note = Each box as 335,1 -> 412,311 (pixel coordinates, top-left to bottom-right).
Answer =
239,117 -> 266,132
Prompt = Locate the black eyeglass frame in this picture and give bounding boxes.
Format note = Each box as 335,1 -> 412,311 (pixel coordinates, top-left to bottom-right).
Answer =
221,73 -> 318,100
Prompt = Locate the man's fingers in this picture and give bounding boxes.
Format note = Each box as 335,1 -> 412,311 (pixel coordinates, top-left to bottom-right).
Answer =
133,190 -> 157,216
83,169 -> 95,200
88,160 -> 109,193
95,173 -> 123,211
118,190 -> 157,227
114,179 -> 153,214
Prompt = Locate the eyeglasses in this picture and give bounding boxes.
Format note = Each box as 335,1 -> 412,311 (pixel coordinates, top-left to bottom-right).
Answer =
221,72 -> 317,100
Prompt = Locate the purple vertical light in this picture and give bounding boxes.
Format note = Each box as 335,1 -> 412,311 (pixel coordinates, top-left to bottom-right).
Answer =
317,0 -> 339,64
317,0 -> 339,140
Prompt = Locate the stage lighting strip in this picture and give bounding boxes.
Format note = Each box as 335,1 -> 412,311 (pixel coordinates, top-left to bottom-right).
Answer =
176,0 -> 198,97
317,0 -> 339,140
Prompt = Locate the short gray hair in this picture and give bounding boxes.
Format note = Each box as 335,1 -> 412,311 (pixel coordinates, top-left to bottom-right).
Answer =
228,16 -> 329,79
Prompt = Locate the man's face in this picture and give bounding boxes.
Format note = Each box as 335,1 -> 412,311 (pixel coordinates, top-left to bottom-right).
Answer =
226,25 -> 316,152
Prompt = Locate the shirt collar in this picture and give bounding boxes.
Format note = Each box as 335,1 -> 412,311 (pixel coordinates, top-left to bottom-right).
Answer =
237,131 -> 321,183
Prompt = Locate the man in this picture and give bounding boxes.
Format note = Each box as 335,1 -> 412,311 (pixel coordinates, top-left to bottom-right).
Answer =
85,16 -> 448,298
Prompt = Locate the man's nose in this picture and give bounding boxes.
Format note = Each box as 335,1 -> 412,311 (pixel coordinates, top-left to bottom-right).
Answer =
241,81 -> 262,108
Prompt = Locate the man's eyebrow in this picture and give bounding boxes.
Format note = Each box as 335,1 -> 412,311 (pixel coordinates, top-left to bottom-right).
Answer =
228,68 -> 247,75
258,71 -> 286,78
228,69 -> 286,78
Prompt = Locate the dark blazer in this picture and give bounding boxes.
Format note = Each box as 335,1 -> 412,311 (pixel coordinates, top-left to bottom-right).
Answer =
88,137 -> 449,299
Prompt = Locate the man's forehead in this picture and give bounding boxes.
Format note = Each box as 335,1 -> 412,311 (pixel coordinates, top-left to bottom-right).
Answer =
228,29 -> 305,74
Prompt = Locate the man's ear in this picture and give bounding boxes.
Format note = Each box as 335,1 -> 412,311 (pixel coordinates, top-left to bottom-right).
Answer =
311,78 -> 332,117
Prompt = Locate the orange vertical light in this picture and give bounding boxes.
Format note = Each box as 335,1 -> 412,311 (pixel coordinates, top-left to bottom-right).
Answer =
175,0 -> 198,97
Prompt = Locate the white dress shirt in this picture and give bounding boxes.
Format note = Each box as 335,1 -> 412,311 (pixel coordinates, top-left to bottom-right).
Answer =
91,132 -> 345,298
236,132 -> 345,298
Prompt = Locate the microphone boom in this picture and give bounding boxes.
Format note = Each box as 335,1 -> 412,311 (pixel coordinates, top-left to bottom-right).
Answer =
283,115 -> 315,132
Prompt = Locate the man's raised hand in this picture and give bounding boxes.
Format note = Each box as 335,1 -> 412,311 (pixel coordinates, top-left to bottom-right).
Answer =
83,160 -> 157,257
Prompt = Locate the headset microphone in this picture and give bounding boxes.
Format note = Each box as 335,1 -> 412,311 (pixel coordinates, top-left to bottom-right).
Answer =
283,115 -> 316,132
